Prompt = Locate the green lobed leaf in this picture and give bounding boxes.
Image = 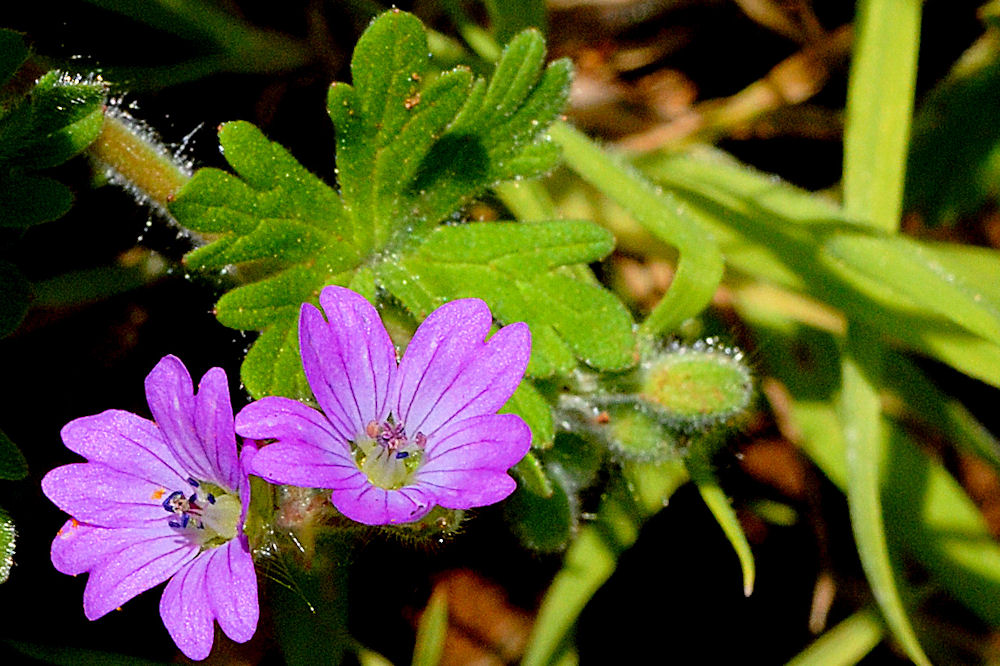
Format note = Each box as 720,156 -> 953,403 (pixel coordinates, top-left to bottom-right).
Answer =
0,70 -> 105,227
375,220 -> 635,377
0,71 -> 106,170
0,29 -> 28,87
329,18 -> 571,249
500,379 -> 554,449
0,261 -> 30,338
172,12 -> 578,399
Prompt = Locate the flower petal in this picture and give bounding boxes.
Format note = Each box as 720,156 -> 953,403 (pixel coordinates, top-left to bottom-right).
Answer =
391,299 -> 492,430
194,366 -> 240,491
42,463 -> 178,527
329,483 -> 435,525
418,470 -> 518,509
144,356 -> 217,483
60,410 -> 187,489
83,531 -> 198,620
298,287 -> 397,441
51,521 -> 174,576
250,442 -> 362,489
395,302 -> 530,436
420,413 -> 531,473
205,539 -> 259,644
415,413 -> 530,509
159,551 -> 215,661
236,396 -> 342,451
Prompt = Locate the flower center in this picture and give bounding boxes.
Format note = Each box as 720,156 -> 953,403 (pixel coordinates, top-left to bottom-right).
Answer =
160,477 -> 241,548
351,417 -> 426,490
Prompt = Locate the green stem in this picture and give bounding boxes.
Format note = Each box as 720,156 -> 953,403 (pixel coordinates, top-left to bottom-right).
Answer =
88,112 -> 191,212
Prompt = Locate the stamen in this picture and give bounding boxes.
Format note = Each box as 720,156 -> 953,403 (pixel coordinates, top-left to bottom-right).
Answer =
206,494 -> 215,504
396,451 -> 409,459
187,477 -> 199,487
162,490 -> 186,513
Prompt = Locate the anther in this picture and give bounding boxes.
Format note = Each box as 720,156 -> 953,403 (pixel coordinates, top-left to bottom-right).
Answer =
162,490 -> 185,513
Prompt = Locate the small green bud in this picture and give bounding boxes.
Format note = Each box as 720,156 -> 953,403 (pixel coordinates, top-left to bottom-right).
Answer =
603,400 -> 681,462
638,338 -> 753,434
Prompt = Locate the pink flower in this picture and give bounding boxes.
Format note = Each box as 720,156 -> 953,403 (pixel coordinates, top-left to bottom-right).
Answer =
41,356 -> 258,661
237,286 -> 532,525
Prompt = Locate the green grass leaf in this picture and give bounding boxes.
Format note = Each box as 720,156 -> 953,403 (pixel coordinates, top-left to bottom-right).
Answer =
550,122 -> 725,337
785,608 -> 884,666
412,587 -> 448,666
842,0 -> 921,231
821,234 -> 1000,347
637,149 -> 1000,388
374,220 -> 635,376
687,441 -> 755,597
839,326 -> 929,666
742,312 -> 1000,630
4,640 -> 168,665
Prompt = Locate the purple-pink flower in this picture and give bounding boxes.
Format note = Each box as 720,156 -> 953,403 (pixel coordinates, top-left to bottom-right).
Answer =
41,355 -> 258,661
236,286 -> 532,525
